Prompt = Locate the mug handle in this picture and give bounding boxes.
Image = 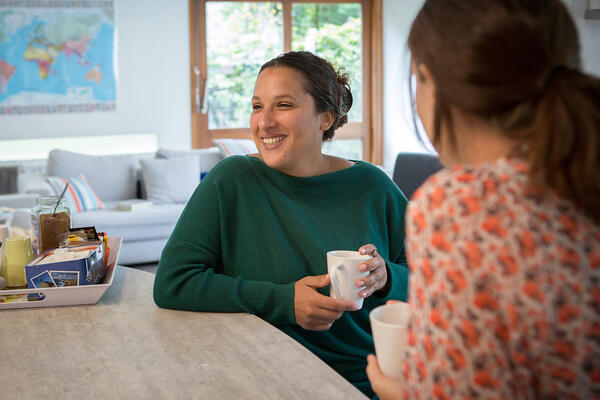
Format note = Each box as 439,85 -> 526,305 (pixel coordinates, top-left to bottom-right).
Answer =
331,264 -> 346,300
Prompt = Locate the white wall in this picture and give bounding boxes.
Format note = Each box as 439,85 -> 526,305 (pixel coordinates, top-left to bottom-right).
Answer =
0,0 -> 191,153
565,0 -> 600,77
381,0 -> 600,169
381,0 -> 425,169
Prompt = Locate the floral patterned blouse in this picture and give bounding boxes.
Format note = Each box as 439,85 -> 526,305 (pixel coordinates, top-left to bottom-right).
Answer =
403,158 -> 600,399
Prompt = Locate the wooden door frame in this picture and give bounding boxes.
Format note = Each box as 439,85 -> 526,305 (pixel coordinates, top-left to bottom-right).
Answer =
189,0 -> 383,163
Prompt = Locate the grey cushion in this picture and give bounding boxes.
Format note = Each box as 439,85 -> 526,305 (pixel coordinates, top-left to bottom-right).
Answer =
47,149 -> 138,201
0,166 -> 18,194
392,152 -> 443,200
140,156 -> 200,204
155,147 -> 223,173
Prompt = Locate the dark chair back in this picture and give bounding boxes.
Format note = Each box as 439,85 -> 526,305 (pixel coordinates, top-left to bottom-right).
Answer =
392,152 -> 443,200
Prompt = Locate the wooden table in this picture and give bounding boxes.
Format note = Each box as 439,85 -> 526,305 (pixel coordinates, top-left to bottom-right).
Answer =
1,266 -> 367,399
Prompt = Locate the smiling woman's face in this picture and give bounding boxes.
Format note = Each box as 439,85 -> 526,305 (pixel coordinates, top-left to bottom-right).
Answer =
250,66 -> 332,176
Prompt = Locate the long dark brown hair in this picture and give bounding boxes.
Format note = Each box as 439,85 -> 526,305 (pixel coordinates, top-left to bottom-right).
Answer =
408,0 -> 600,224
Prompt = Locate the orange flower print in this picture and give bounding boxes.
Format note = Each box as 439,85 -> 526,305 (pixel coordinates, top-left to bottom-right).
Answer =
414,211 -> 427,232
456,171 -> 476,182
446,346 -> 467,369
559,215 -> 578,235
550,367 -> 577,385
421,259 -> 434,285
430,186 -> 445,208
460,319 -> 480,347
523,281 -> 545,302
482,216 -> 507,237
461,196 -> 481,214
433,384 -> 450,400
430,309 -> 449,330
498,253 -> 518,275
446,269 -> 467,292
424,334 -> 434,360
474,291 -> 499,310
520,230 -> 536,257
589,252 -> 600,270
431,232 -> 452,252
553,340 -> 575,361
463,241 -> 482,268
558,305 -> 581,323
483,177 -> 496,194
474,369 -> 501,388
495,324 -> 510,343
559,247 -> 581,267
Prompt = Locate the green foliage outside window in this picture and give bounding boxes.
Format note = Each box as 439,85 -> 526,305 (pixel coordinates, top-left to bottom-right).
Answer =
206,2 -> 362,130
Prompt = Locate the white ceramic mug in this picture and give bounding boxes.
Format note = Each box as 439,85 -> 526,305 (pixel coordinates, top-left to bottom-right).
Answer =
370,302 -> 411,380
327,250 -> 372,309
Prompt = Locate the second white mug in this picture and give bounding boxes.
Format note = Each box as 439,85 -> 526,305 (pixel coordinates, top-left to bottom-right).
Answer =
327,250 -> 372,309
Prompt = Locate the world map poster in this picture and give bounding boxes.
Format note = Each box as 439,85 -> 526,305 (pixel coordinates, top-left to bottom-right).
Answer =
0,0 -> 116,114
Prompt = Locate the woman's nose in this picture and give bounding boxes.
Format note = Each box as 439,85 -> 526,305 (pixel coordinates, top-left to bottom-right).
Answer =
259,109 -> 276,129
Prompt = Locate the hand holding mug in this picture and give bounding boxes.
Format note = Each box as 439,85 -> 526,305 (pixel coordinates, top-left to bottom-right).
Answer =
356,244 -> 388,299
294,274 -> 359,331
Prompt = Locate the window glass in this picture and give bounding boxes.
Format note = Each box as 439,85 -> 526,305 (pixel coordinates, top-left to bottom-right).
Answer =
322,139 -> 362,160
206,2 -> 283,129
291,3 -> 362,122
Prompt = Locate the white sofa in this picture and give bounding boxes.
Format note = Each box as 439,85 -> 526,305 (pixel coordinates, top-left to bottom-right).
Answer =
0,147 -> 224,265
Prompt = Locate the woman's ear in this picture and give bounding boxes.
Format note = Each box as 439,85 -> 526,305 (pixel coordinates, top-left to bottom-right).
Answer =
320,110 -> 335,131
418,64 -> 436,101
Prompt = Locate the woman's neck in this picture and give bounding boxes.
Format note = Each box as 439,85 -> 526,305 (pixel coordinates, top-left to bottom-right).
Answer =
440,113 -> 518,166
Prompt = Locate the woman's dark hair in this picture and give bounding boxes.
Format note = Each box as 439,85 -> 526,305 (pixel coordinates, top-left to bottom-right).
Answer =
259,51 -> 353,141
408,0 -> 600,224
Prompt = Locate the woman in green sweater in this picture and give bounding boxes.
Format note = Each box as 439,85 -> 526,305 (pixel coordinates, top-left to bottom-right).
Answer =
153,51 -> 408,397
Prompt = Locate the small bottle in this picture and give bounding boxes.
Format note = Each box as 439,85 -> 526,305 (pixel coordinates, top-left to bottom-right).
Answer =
31,196 -> 71,256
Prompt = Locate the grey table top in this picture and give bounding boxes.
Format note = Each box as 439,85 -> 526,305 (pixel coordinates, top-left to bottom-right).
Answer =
1,266 -> 367,399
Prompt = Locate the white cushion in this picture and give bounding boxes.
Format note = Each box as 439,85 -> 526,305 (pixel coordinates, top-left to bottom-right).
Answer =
155,147 -> 223,179
46,174 -> 104,212
140,156 -> 199,204
47,150 -> 138,201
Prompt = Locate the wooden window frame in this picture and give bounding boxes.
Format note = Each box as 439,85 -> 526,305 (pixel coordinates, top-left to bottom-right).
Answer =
189,0 -> 383,164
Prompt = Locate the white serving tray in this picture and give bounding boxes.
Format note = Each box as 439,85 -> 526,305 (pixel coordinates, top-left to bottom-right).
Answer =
0,236 -> 122,310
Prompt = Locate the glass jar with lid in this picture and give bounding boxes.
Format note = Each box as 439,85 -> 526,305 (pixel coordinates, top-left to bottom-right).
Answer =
31,196 -> 71,256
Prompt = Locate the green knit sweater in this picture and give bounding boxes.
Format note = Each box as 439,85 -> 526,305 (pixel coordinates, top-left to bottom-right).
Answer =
153,155 -> 409,397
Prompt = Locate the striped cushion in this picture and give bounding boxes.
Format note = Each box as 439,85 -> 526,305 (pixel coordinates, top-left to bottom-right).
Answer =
46,174 -> 104,212
213,139 -> 257,157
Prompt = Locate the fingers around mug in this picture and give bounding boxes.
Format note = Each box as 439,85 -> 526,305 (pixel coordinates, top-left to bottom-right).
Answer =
359,243 -> 378,257
359,268 -> 387,298
358,254 -> 385,273
356,259 -> 386,287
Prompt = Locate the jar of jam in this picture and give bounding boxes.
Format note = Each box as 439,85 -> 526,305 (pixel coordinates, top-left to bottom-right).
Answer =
31,196 -> 71,256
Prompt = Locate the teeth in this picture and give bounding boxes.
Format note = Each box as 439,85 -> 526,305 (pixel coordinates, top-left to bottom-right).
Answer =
263,136 -> 285,145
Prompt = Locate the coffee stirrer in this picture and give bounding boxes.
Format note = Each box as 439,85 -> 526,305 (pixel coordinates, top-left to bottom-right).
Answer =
52,183 -> 69,216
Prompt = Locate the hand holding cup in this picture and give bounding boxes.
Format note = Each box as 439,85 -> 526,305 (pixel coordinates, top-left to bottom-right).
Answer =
356,244 -> 388,299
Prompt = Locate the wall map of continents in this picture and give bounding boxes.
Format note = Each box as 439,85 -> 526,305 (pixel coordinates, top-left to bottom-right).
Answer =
0,0 -> 116,114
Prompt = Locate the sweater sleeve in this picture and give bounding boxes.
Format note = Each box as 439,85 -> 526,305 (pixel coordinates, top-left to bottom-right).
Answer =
371,173 -> 410,303
153,162 -> 296,324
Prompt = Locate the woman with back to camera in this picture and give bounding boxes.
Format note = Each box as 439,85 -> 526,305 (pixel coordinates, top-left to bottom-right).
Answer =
366,0 -> 600,398
154,51 -> 409,397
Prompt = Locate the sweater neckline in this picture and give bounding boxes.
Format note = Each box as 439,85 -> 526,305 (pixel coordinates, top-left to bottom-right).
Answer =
245,155 -> 366,184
